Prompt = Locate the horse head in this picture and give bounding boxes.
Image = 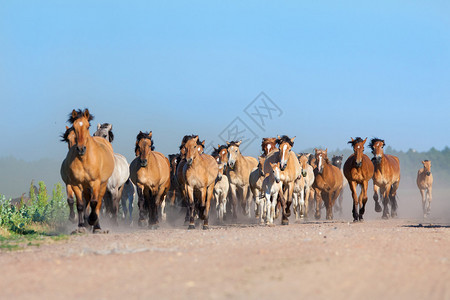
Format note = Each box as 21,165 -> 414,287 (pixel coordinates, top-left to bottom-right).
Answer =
369,138 -> 385,165
93,123 -> 114,143
276,135 -> 295,171
61,126 -> 76,149
270,162 -> 281,183
261,137 -> 277,156
135,131 -> 153,167
422,160 -> 431,176
314,148 -> 328,174
331,154 -> 344,170
185,136 -> 201,166
69,109 -> 94,156
217,162 -> 225,180
226,140 -> 242,169
348,137 -> 367,168
298,153 -> 311,177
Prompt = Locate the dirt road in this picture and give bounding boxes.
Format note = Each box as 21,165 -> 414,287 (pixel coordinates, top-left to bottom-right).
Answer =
0,213 -> 449,300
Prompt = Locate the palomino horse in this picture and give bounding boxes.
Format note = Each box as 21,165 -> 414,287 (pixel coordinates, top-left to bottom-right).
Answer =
417,160 -> 433,218
226,140 -> 258,219
263,135 -> 301,225
262,162 -> 285,225
60,126 -> 77,223
292,153 -> 315,219
213,162 -> 229,223
129,131 -> 171,228
93,123 -> 130,225
369,138 -> 401,219
343,138 -> 374,222
249,138 -> 278,223
183,136 -> 218,229
312,148 -> 343,220
62,109 -> 115,233
331,155 -> 348,215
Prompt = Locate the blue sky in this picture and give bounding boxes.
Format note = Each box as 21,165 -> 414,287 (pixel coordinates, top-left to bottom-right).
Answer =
1,1 -> 449,163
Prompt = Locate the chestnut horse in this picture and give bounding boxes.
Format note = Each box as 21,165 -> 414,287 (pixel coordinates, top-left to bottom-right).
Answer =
312,148 -> 343,220
227,140 -> 258,219
129,131 -> 171,228
93,123 -> 130,225
263,136 -> 301,225
62,109 -> 115,233
183,136 -> 218,229
417,160 -> 433,218
343,137 -> 374,222
60,126 -> 77,223
369,138 -> 401,219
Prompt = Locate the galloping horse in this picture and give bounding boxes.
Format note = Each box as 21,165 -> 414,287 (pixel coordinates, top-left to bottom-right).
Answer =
167,153 -> 182,207
62,109 -> 115,233
262,162 -> 285,225
369,138 -> 401,219
93,123 -> 130,225
331,155 -> 347,215
226,140 -> 258,219
417,160 -> 433,218
183,136 -> 218,229
343,138 -> 374,222
129,131 -> 171,228
263,135 -> 300,225
60,126 -> 77,223
292,153 -> 315,219
213,162 -> 229,223
312,148 -> 343,220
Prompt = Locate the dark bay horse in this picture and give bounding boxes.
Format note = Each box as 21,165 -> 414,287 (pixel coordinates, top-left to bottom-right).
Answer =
343,137 -> 374,222
369,138 -> 401,219
312,148 -> 343,220
129,131 -> 171,228
183,136 -> 218,229
62,109 -> 115,233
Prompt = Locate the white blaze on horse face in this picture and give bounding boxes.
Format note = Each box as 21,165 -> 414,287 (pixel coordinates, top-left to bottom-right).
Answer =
281,144 -> 288,166
318,155 -> 323,172
79,121 -> 83,127
267,144 -> 271,153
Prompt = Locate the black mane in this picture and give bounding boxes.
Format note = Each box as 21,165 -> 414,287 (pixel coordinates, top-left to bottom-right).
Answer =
67,108 -> 94,124
60,126 -> 74,143
135,131 -> 155,153
276,135 -> 294,147
348,137 -> 364,147
179,135 -> 199,150
369,138 -> 385,151
211,144 -> 227,157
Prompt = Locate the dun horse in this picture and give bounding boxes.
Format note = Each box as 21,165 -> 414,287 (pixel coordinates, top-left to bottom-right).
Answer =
183,136 -> 218,229
292,153 -> 315,219
129,131 -> 171,228
227,140 -> 258,219
417,160 -> 433,218
343,138 -> 374,222
312,148 -> 343,220
93,123 -> 130,225
369,138 -> 401,219
61,109 -> 115,233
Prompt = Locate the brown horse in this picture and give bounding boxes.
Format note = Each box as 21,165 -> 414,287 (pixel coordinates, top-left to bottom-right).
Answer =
227,140 -> 258,219
183,136 -> 218,229
312,148 -> 343,220
129,131 -> 171,228
62,109 -> 115,233
369,138 -> 401,219
343,137 -> 374,222
60,126 -> 77,223
417,160 -> 433,218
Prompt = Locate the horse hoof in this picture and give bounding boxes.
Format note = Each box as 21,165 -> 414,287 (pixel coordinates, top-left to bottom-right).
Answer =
188,224 -> 195,230
281,219 -> 289,226
88,214 -> 98,226
149,224 -> 159,230
202,225 -> 209,230
138,219 -> 146,227
315,214 -> 321,220
382,214 -> 389,220
71,227 -> 87,235
93,228 -> 109,234
391,212 -> 397,218
375,203 -> 382,213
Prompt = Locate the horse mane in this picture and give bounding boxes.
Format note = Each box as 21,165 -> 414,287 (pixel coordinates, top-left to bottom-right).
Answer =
276,135 -> 294,146
368,138 -> 385,151
179,135 -> 199,150
348,137 -> 364,147
67,109 -> 94,124
135,131 -> 155,153
99,123 -> 114,143
60,126 -> 74,143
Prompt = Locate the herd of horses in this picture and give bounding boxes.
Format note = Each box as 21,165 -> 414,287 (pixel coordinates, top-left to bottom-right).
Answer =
60,108 -> 433,233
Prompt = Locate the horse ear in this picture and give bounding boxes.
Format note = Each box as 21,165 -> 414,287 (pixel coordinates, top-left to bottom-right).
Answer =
236,140 -> 242,146
65,126 -> 69,130
226,141 -> 230,146
148,131 -> 153,138
277,135 -> 281,139
107,124 -> 112,130
351,137 -> 354,142
363,137 -> 367,144
218,144 -> 221,149
83,109 -> 90,119
314,148 -> 318,153
201,140 -> 205,146
291,136 -> 296,143
306,153 -> 311,158
71,109 -> 78,120
193,136 -> 198,142
97,123 -> 101,130
325,148 -> 328,155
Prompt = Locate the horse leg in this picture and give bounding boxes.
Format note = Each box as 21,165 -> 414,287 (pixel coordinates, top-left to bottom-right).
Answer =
160,196 -> 166,222
324,192 -> 333,220
426,187 -> 432,216
121,192 -> 128,220
90,182 -> 108,233
66,185 -> 76,223
202,184 -> 214,230
229,184 -> 238,220
338,189 -> 344,215
110,188 -> 120,226
373,184 -> 382,212
253,188 -> 261,219
314,189 -> 322,220
390,181 -> 399,218
419,188 -> 426,217
280,187 -> 289,225
304,186 -> 310,219
359,181 -> 369,221
186,186 -> 196,229
136,184 -> 147,227
72,186 -> 87,233
381,186 -> 390,219
292,191 -> 299,220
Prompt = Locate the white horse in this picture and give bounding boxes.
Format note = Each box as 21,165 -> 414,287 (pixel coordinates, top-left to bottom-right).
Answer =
94,123 -> 130,225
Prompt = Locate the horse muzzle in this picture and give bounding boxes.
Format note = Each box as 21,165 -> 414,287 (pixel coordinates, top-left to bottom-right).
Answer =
275,178 -> 281,183
186,158 -> 193,166
426,172 -> 431,176
373,156 -> 382,164
77,146 -> 86,156
228,161 -> 235,169
302,171 -> 307,177
280,163 -> 287,171
140,158 -> 148,167
355,161 -> 362,168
